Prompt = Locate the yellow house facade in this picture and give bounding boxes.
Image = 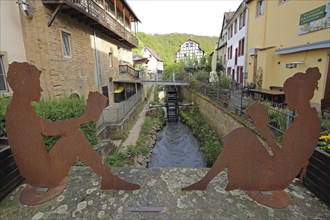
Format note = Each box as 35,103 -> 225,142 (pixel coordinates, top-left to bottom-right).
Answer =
245,0 -> 330,110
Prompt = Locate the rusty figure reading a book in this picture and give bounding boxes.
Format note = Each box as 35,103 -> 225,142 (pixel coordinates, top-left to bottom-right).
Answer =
5,62 -> 139,192
182,67 -> 321,208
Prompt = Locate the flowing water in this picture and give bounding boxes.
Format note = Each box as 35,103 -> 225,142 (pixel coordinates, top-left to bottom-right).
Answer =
148,122 -> 206,168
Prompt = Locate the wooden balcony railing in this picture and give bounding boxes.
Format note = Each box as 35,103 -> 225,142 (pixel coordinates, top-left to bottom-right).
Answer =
43,0 -> 138,47
119,65 -> 138,78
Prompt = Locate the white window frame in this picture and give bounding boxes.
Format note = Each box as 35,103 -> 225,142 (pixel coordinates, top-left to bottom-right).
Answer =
0,56 -> 8,92
61,31 -> 72,58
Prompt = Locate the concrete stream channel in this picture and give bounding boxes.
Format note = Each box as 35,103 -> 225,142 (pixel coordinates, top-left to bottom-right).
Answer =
148,121 -> 206,168
147,87 -> 206,168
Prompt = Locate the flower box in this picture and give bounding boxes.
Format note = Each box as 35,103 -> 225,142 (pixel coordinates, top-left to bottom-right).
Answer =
304,147 -> 330,206
0,138 -> 24,201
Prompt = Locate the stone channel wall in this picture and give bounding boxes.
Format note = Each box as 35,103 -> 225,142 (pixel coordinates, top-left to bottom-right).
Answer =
98,97 -> 144,140
181,87 -> 244,137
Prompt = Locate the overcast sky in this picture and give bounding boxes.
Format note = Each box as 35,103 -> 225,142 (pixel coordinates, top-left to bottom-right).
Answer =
126,0 -> 242,37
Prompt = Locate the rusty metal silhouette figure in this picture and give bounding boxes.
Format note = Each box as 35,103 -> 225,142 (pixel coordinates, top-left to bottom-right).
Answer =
182,67 -> 321,208
5,62 -> 139,205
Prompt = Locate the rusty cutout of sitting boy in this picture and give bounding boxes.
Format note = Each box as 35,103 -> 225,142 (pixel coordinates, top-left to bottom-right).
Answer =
182,67 -> 321,208
5,62 -> 140,192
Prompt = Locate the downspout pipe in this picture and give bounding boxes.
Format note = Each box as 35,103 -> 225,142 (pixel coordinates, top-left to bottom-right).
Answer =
93,28 -> 101,90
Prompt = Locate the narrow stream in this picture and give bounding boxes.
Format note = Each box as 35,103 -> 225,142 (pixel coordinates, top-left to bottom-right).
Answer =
148,122 -> 206,168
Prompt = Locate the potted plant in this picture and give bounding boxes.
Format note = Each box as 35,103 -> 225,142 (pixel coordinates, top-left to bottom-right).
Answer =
304,129 -> 330,206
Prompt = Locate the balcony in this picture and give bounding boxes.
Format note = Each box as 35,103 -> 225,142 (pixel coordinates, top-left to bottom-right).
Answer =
119,65 -> 139,78
43,0 -> 138,48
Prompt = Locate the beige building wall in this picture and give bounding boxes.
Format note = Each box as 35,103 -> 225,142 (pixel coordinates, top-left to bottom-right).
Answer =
246,0 -> 330,109
0,1 -> 27,63
19,0 -> 134,100
0,0 -> 27,94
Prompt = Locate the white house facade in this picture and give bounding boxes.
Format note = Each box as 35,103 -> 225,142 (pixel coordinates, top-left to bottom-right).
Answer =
143,46 -> 163,74
226,3 -> 248,86
176,39 -> 204,62
217,11 -> 235,69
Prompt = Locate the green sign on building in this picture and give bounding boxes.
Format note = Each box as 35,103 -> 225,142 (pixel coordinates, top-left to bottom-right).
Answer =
298,3 -> 330,35
299,5 -> 327,26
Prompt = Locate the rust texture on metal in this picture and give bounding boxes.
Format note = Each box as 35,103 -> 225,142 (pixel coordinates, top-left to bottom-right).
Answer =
19,177 -> 68,205
182,67 -> 322,208
5,62 -> 139,204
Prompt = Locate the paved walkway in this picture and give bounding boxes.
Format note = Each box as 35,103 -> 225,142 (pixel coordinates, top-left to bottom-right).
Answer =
121,86 -> 154,150
121,107 -> 148,148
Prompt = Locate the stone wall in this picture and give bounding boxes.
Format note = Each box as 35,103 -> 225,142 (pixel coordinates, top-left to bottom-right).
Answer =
181,87 -> 243,137
19,1 -> 133,99
1,167 -> 329,219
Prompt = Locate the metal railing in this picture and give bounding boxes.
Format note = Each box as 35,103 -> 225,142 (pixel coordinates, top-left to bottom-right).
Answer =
45,0 -> 138,47
119,65 -> 139,78
189,80 -> 295,138
98,92 -> 141,126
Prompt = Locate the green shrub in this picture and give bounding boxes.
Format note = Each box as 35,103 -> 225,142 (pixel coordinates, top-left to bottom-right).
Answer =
32,97 -> 98,152
105,150 -> 132,167
194,70 -> 209,83
0,96 -> 11,136
180,107 -> 222,166
321,118 -> 330,135
218,75 -> 231,90
105,108 -> 164,167
260,101 -> 291,133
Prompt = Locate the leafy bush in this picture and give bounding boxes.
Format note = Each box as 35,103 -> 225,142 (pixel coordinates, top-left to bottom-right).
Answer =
194,70 -> 209,83
217,75 -> 231,90
180,107 -> 222,166
260,101 -> 291,132
105,108 -> 164,167
105,150 -> 132,167
163,61 -> 186,81
32,97 -> 98,152
321,119 -> 330,134
0,96 -> 11,136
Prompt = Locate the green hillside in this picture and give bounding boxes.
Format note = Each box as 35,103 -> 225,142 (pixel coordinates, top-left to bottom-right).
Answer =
133,32 -> 218,65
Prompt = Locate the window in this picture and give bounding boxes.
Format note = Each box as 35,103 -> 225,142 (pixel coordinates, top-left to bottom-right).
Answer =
242,9 -> 246,27
227,67 -> 231,76
234,20 -> 237,34
238,37 -> 245,56
241,38 -> 245,55
228,46 -> 233,60
109,52 -> 113,68
257,0 -> 265,16
104,2 -> 111,13
0,56 -> 8,92
104,0 -> 114,13
61,31 -> 72,58
237,66 -> 243,84
228,25 -> 233,39
239,9 -> 247,29
95,0 -> 103,6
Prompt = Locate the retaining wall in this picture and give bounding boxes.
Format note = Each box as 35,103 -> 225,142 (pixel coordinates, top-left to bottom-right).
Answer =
181,87 -> 244,137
